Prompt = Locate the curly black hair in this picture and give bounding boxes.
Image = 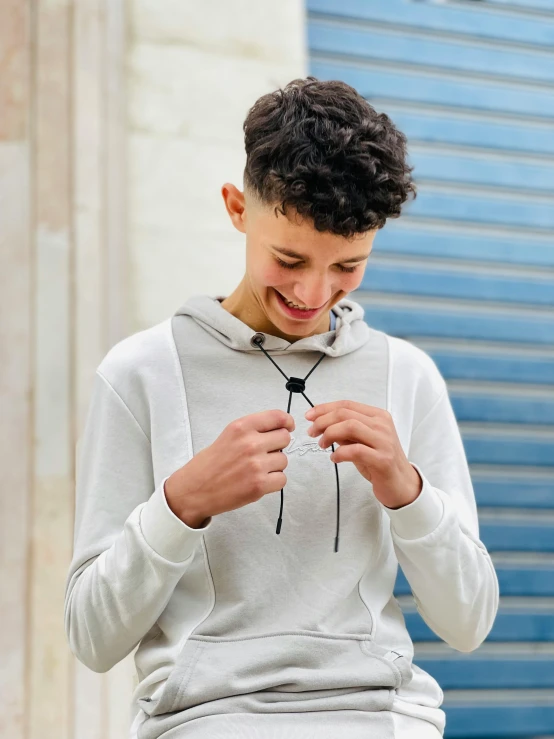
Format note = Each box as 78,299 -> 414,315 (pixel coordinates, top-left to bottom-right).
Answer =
242,76 -> 417,238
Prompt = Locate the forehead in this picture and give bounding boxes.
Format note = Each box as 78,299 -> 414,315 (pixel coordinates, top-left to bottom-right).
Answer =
256,204 -> 374,257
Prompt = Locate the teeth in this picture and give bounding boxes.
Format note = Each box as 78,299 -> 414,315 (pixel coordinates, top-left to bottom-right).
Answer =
282,294 -> 312,310
287,302 -> 311,310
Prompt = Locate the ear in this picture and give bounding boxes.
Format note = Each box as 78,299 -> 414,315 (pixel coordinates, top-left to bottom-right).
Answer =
221,183 -> 247,234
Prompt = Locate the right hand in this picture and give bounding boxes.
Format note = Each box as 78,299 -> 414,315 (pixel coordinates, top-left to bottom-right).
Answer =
164,409 -> 295,528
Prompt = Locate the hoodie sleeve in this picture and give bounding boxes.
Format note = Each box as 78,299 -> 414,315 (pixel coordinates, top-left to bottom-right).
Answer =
64,370 -> 212,673
383,384 -> 499,653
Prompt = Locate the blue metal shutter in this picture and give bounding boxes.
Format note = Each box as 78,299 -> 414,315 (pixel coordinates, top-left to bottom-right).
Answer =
307,1 -> 554,736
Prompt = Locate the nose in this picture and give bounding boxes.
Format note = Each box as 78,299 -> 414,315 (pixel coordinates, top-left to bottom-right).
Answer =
294,276 -> 331,310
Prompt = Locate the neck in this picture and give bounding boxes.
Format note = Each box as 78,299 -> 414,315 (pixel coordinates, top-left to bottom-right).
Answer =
219,276 -> 332,343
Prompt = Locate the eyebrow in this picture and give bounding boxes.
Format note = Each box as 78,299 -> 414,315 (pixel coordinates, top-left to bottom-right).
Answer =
269,245 -> 370,264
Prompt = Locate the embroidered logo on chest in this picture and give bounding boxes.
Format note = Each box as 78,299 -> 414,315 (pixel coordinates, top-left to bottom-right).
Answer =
283,434 -> 331,456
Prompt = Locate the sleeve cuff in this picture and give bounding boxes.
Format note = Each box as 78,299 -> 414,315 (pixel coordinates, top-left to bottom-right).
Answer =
139,476 -> 213,563
382,463 -> 444,540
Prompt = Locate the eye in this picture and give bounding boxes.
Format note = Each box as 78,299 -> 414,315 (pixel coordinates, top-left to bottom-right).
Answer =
336,264 -> 359,274
275,257 -> 359,274
275,258 -> 300,270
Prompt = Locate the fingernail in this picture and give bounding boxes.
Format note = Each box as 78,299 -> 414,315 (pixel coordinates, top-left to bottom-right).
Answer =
305,409 -> 314,419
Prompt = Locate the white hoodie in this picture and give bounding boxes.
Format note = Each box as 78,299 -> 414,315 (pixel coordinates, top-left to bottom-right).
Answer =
64,294 -> 499,739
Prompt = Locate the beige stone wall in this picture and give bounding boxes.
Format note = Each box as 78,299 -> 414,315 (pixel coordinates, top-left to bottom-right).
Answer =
128,0 -> 307,331
0,1 -> 306,737
1,0 -> 132,737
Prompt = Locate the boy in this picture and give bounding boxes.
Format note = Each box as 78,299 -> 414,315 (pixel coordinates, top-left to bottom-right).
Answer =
64,76 -> 499,738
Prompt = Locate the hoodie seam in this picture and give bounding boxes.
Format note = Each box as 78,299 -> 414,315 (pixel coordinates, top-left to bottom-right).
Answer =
385,333 -> 392,415
167,317 -> 194,462
96,370 -> 151,444
410,386 -> 448,439
166,314 -> 219,672
385,334 -> 448,439
186,630 -> 373,642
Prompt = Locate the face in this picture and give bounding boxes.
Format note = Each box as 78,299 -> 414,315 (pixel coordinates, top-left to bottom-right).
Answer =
221,183 -> 378,339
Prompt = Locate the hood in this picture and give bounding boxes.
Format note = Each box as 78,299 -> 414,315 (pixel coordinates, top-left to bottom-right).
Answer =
175,293 -> 371,357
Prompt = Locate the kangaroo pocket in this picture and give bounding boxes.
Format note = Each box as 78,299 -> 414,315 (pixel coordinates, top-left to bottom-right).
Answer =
140,630 -> 414,718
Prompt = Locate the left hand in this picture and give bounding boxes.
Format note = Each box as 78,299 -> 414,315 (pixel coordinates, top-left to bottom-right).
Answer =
305,400 -> 422,510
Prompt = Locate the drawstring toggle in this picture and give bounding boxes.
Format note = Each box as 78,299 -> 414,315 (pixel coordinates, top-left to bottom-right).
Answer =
286,377 -> 306,393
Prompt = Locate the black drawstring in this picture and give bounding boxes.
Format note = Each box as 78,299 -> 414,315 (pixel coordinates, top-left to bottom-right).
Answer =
250,333 -> 341,553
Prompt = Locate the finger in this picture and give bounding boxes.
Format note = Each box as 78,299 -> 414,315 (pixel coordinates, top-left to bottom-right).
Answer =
265,450 -> 289,473
305,400 -> 385,422
309,408 -> 376,438
251,409 -> 295,433
319,419 -> 380,451
331,442 -> 376,465
260,427 -> 293,453
261,470 -> 288,496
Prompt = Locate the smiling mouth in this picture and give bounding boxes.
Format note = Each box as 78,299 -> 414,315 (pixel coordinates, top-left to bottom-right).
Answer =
274,290 -> 326,311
